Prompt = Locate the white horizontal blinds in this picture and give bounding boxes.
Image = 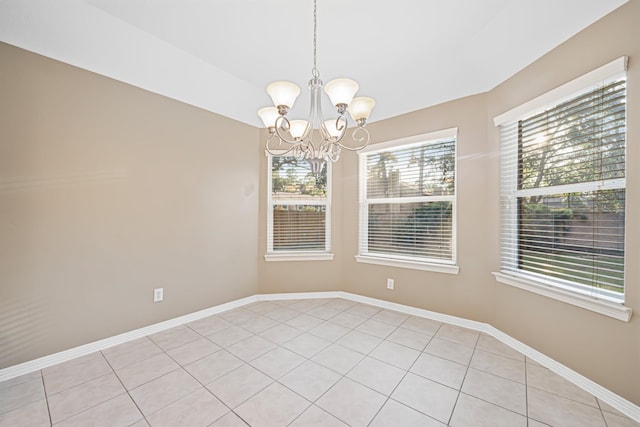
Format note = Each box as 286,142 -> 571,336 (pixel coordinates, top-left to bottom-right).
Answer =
272,205 -> 326,251
500,77 -> 626,299
269,156 -> 329,252
363,138 -> 455,262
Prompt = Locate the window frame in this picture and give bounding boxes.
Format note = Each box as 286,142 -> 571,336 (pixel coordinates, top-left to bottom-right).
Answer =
356,128 -> 459,274
493,57 -> 631,322
265,151 -> 333,262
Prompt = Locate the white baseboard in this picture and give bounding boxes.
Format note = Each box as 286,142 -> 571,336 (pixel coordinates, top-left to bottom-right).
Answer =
1,291 -> 638,422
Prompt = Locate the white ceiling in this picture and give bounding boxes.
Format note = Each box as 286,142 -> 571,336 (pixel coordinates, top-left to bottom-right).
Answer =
0,0 -> 628,127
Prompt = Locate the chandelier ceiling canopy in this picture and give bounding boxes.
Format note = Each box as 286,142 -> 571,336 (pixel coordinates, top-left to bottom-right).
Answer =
257,0 -> 375,169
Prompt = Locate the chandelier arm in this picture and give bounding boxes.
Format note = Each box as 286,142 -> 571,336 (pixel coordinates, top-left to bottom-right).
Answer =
334,126 -> 371,151
273,115 -> 302,145
265,133 -> 300,157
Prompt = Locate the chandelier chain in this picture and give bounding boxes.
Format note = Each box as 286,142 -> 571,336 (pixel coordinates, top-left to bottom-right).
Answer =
312,0 -> 318,77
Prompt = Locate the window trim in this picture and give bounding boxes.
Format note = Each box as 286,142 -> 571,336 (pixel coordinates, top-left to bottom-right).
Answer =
493,57 -> 631,321
265,150 -> 333,261
357,128 -> 459,273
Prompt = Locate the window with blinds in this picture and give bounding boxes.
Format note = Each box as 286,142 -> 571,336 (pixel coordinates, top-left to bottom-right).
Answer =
498,71 -> 626,301
267,155 -> 331,255
358,130 -> 457,266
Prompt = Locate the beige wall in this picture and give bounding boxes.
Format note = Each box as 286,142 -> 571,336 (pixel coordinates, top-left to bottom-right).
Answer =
0,42 -> 260,368
259,0 -> 639,405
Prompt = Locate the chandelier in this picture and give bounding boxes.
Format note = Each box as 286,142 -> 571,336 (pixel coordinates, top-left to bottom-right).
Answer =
257,0 -> 375,172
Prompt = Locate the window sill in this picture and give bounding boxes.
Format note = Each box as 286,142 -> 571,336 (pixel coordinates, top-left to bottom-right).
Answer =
355,255 -> 459,274
264,253 -> 334,262
492,272 -> 632,322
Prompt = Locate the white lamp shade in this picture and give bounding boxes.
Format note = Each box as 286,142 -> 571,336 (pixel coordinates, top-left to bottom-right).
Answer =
266,81 -> 301,109
324,78 -> 359,106
324,120 -> 342,138
257,107 -> 279,128
289,120 -> 308,139
348,96 -> 376,121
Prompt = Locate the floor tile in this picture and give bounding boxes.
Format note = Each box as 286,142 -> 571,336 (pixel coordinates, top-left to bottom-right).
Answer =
370,399 -> 445,427
387,327 -> 432,351
210,411 -> 249,426
42,352 -> 111,395
476,333 -> 525,361
316,377 -> 386,426
48,373 -> 124,424
410,352 -> 467,389
115,352 -> 179,390
323,299 -> 357,311
235,382 -> 310,427
345,303 -> 382,318
0,399 -> 50,427
470,348 -> 525,384
285,314 -> 325,331
461,368 -> 526,415
336,330 -> 383,354
308,321 -> 350,342
129,369 -> 201,417
166,336 -> 221,366
346,356 -> 406,395
290,404 -> 349,426
184,350 -> 244,384
311,344 -> 364,375
0,371 -> 41,391
226,335 -> 277,362
149,325 -> 200,351
391,372 -> 459,424
370,309 -> 409,326
244,301 -> 282,315
264,307 -> 300,323
527,386 -> 607,427
435,324 -> 480,347
289,299 -> 327,313
601,410 -> 640,427
450,393 -> 527,427
0,375 -> 45,415
146,387 -> 228,427
527,363 -> 598,407
355,319 -> 397,338
207,364 -> 272,408
282,333 -> 331,359
306,305 -> 341,321
424,337 -> 474,365
249,346 -> 305,379
207,325 -> 254,348
370,340 -> 420,370
54,393 -> 142,427
218,308 -> 259,325
186,315 -> 233,336
239,316 -> 279,334
258,323 -> 303,345
279,360 -> 341,401
400,316 -> 443,335
129,420 -> 150,427
328,312 -> 367,329
101,337 -> 163,370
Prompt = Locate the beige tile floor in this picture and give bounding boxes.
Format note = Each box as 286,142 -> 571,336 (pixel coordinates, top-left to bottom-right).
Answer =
0,298 -> 638,426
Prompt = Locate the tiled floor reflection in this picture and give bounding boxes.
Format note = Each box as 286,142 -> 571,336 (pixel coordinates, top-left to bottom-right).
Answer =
1,298 -> 638,426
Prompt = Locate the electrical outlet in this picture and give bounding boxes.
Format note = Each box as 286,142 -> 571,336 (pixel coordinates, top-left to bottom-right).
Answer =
387,278 -> 394,290
153,288 -> 164,302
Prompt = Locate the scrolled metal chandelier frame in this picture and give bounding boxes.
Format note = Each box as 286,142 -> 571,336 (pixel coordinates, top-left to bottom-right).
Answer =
257,0 -> 375,172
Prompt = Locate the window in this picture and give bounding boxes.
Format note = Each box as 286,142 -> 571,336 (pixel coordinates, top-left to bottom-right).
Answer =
356,128 -> 458,273
494,57 -> 629,319
266,153 -> 332,261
